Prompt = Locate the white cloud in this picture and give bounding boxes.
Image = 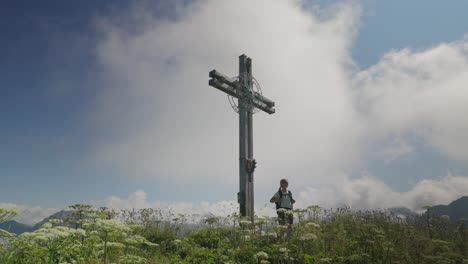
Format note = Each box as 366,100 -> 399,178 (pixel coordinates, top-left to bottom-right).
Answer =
355,41 -> 468,161
298,174 -> 468,211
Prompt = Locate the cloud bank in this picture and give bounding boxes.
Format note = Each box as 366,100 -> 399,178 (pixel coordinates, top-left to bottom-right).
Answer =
355,40 -> 468,162
89,174 -> 468,219
6,174 -> 468,225
298,174 -> 468,212
82,0 -> 468,208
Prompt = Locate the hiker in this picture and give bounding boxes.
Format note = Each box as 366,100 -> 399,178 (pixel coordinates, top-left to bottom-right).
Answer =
270,179 -> 296,225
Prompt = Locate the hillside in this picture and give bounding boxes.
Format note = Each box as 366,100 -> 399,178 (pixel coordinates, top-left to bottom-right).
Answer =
430,196 -> 468,224
0,220 -> 33,234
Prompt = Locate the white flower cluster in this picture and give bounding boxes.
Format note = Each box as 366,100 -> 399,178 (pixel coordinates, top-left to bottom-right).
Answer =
48,219 -> 63,225
172,239 -> 182,244
98,241 -> 125,249
0,229 -> 16,239
306,222 -> 321,229
0,208 -> 19,223
93,219 -> 131,234
125,235 -> 148,245
320,257 -> 333,263
239,220 -> 252,227
20,225 -> 83,245
255,251 -> 269,260
284,210 -> 294,216
299,233 -> 318,241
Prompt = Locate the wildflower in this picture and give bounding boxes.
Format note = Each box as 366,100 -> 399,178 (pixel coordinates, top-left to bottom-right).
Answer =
293,209 -> 306,213
0,208 -> 19,224
94,219 -> 130,234
255,251 -> 269,260
48,219 -> 63,225
276,208 -> 288,214
299,233 -> 318,241
144,241 -> 159,247
276,225 -> 288,231
279,247 -> 290,253
125,235 -> 148,245
306,222 -> 320,229
99,242 -> 125,249
0,229 -> 16,238
255,217 -> 266,226
239,220 -> 252,226
243,235 -> 250,241
42,222 -> 53,228
75,229 -> 86,237
284,210 -> 294,215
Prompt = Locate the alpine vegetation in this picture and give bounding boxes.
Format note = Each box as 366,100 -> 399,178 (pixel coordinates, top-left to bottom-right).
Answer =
1,204 -> 468,263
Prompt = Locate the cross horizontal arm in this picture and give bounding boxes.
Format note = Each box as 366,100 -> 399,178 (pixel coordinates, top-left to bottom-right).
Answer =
251,99 -> 275,114
208,79 -> 240,99
209,70 -> 275,114
210,69 -> 275,108
209,70 -> 237,87
252,90 -> 275,107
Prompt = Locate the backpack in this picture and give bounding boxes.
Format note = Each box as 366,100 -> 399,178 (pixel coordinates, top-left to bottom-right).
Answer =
275,188 -> 293,209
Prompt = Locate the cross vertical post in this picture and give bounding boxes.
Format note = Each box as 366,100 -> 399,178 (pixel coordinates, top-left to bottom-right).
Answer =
208,54 -> 275,221
239,55 -> 254,221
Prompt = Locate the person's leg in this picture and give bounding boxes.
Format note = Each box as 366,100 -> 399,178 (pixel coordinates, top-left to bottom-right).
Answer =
277,211 -> 286,225
288,213 -> 294,225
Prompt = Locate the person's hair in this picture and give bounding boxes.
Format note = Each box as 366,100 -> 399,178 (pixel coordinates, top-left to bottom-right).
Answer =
280,179 -> 288,184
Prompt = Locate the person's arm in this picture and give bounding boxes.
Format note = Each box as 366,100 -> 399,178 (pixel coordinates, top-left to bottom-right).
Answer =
270,192 -> 280,203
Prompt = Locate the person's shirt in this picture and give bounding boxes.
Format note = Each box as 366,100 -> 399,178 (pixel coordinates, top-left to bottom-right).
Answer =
273,190 -> 293,209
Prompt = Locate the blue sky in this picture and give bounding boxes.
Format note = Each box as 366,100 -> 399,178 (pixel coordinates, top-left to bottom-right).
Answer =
2,0 -> 468,223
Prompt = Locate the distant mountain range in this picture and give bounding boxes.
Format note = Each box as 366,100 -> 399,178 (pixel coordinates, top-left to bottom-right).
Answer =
429,196 -> 468,224
2,196 -> 468,234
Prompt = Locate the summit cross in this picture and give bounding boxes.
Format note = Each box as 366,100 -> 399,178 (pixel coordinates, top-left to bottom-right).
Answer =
208,54 -> 276,222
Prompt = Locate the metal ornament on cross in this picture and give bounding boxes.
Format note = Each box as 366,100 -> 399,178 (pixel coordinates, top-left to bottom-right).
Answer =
208,54 -> 275,222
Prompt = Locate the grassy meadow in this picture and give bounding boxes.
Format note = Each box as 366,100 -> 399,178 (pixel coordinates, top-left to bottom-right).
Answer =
0,205 -> 467,264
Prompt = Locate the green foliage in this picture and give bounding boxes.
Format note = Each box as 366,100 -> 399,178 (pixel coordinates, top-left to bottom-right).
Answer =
1,205 -> 468,263
0,209 -> 19,224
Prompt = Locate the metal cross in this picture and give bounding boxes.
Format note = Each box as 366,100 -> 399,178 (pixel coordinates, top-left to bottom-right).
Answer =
208,54 -> 275,221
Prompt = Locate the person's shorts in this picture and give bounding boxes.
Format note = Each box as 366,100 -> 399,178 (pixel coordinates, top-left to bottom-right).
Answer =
277,208 -> 293,225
